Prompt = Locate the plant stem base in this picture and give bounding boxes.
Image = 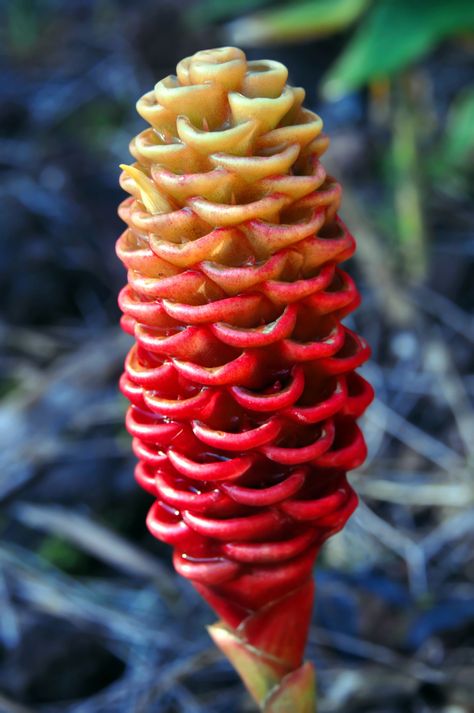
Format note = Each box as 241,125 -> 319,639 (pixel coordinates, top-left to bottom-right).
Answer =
209,621 -> 317,712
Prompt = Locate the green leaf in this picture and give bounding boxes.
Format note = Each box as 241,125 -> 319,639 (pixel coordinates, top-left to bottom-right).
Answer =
225,0 -> 370,46
442,87 -> 474,167
186,0 -> 274,26
322,0 -> 474,98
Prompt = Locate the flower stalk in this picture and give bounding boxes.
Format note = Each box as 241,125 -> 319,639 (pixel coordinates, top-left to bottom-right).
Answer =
117,46 -> 372,709
208,579 -> 317,710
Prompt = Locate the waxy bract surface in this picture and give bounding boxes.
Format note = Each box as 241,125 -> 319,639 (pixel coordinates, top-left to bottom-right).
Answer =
117,47 -> 373,641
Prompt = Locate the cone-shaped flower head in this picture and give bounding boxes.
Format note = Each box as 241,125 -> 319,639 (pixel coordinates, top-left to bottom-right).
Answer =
117,47 -> 373,686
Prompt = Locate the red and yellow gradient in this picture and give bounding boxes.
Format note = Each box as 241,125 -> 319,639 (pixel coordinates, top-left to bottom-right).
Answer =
117,47 -> 373,709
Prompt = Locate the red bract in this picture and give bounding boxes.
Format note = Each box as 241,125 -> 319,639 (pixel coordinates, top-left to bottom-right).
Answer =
117,47 -> 373,706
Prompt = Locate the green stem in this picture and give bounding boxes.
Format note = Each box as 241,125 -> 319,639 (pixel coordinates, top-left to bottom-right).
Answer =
391,74 -> 427,282
209,622 -> 317,711
263,662 -> 316,712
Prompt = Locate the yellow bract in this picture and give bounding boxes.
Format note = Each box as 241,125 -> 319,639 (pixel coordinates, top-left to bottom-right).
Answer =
119,47 -> 328,269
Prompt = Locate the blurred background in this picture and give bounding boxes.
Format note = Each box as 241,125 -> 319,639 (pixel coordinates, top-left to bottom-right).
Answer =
1,0 -> 473,711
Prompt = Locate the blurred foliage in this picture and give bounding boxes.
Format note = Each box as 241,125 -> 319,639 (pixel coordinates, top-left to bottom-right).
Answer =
187,0 -> 275,26
440,87 -> 474,169
321,0 -> 474,98
189,0 -> 474,281
202,0 -> 370,45
389,80 -> 427,280
6,0 -> 43,57
39,535 -> 92,574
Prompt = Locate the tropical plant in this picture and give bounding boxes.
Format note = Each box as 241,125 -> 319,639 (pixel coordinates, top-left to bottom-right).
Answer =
117,46 -> 373,710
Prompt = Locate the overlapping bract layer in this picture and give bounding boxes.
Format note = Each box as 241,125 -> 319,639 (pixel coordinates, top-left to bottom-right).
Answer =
117,47 -> 373,634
